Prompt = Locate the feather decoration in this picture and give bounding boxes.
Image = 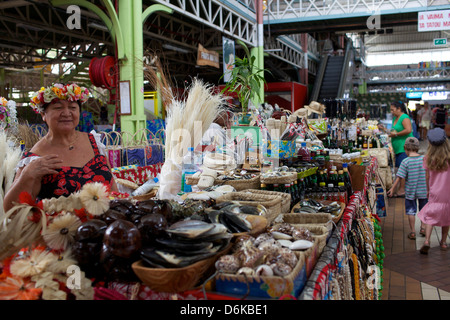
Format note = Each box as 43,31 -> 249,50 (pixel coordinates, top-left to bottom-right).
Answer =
158,78 -> 226,199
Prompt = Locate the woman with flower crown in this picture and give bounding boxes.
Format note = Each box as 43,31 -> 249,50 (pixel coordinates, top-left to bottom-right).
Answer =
3,83 -> 118,212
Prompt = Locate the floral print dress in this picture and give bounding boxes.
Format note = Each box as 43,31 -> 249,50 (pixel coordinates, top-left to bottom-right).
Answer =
21,133 -> 114,200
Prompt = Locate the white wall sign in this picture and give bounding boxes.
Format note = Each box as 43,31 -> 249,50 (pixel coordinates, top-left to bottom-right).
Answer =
418,10 -> 450,32
222,36 -> 235,83
119,80 -> 131,115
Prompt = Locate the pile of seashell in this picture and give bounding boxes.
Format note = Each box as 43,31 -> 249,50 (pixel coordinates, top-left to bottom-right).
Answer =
215,223 -> 314,277
260,166 -> 296,179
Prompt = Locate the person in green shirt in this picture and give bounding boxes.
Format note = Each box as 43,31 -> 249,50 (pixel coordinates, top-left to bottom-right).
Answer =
378,101 -> 413,196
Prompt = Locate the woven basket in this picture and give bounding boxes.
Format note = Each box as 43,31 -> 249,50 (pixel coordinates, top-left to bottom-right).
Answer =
214,250 -> 307,299
242,189 -> 291,213
290,200 -> 345,224
281,212 -> 332,226
132,243 -> 231,292
292,224 -> 329,256
186,174 -> 260,191
216,192 -> 283,224
260,172 -> 297,185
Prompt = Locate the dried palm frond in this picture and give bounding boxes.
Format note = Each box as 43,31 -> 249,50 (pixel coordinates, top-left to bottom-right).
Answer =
42,193 -> 84,213
7,122 -> 45,152
159,78 -> 226,199
0,131 -> 22,219
0,204 -> 48,261
143,49 -> 175,108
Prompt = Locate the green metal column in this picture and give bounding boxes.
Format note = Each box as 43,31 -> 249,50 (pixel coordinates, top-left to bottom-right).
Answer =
251,0 -> 265,106
51,0 -> 172,136
118,0 -> 142,134
119,1 -> 172,134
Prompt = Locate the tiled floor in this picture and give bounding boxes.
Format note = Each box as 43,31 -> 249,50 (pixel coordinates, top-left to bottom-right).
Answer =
380,183 -> 450,300
379,137 -> 450,300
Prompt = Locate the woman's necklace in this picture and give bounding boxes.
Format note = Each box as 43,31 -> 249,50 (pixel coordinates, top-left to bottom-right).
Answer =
46,132 -> 79,150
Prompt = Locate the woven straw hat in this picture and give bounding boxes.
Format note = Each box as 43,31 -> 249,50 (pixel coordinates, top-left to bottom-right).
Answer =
305,101 -> 325,115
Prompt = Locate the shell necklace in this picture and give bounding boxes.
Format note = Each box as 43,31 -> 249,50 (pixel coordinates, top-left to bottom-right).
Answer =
46,132 -> 79,150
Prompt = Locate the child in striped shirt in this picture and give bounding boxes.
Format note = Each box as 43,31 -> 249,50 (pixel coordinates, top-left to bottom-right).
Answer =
387,137 -> 428,240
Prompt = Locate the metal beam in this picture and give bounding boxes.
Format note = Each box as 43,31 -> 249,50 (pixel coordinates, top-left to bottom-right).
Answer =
150,0 -> 257,46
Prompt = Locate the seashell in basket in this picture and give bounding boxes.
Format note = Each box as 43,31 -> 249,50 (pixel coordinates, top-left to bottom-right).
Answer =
289,239 -> 314,251
116,178 -> 139,190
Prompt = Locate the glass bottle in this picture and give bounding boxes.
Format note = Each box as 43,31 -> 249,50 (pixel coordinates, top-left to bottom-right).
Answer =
342,163 -> 353,197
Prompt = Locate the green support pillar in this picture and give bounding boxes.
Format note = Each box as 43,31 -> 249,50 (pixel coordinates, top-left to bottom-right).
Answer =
51,0 -> 172,136
115,0 -> 173,135
251,0 -> 265,106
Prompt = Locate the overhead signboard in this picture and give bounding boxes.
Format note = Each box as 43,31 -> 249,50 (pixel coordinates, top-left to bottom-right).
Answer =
418,10 -> 450,32
197,44 -> 219,69
406,92 -> 423,99
434,38 -> 447,46
422,91 -> 449,101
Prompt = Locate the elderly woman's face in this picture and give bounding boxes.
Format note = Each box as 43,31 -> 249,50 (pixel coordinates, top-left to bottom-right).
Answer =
42,99 -> 80,131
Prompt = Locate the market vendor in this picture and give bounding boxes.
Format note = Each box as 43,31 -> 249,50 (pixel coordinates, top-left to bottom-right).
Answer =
199,110 -> 229,151
378,101 -> 413,197
3,83 -> 118,212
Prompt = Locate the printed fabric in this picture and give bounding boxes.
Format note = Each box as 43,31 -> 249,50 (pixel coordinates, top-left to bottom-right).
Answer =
22,133 -> 114,200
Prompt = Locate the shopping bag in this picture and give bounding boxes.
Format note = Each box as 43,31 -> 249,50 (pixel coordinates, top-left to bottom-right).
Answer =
367,136 -> 389,168
123,129 -> 165,167
102,131 -> 123,168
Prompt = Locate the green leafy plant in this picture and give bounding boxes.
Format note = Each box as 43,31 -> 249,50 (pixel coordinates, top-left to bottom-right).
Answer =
221,40 -> 267,114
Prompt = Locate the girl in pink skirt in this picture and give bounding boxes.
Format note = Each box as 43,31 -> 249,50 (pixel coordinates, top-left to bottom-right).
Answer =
418,128 -> 450,254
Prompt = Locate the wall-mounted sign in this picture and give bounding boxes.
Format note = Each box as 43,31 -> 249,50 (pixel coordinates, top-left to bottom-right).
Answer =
197,44 -> 219,69
434,38 -> 448,46
222,36 -> 235,83
418,10 -> 450,32
119,80 -> 131,115
406,92 -> 423,99
422,91 -> 449,100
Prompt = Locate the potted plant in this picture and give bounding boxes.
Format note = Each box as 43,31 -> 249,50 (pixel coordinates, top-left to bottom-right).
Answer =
221,40 -> 267,125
